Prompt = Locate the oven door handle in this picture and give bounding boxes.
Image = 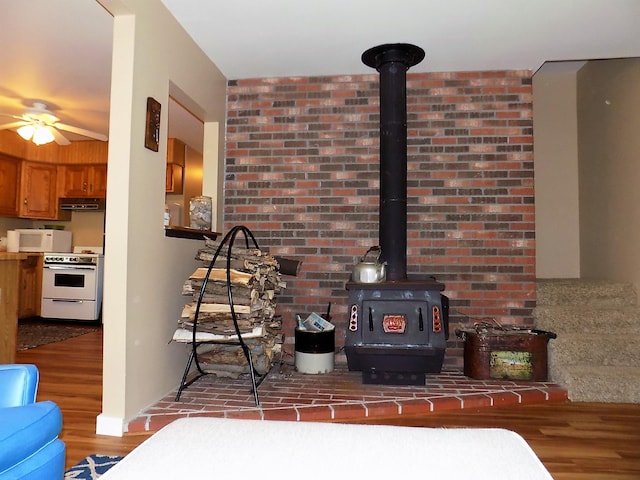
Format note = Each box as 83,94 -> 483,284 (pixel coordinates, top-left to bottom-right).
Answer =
51,299 -> 85,303
44,265 -> 96,270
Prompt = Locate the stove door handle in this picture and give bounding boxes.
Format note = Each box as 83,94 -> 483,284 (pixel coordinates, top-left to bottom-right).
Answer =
44,265 -> 96,270
418,307 -> 424,331
368,307 -> 374,331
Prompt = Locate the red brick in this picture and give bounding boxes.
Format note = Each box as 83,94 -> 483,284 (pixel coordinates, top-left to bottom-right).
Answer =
296,405 -> 334,422
430,396 -> 464,412
330,403 -> 368,420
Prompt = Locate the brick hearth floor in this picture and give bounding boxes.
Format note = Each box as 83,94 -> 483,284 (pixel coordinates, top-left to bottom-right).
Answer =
126,364 -> 568,433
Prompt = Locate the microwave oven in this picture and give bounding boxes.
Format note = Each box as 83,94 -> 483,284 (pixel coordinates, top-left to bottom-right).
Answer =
12,229 -> 73,253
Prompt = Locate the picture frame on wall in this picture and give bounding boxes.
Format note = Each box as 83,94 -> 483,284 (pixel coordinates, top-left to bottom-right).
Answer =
145,97 -> 161,152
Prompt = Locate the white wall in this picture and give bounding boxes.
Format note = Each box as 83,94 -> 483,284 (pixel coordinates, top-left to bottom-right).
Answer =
95,0 -> 226,435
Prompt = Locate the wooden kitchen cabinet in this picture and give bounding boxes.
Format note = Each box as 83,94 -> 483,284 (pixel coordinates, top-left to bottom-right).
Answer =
0,154 -> 20,216
166,138 -> 185,194
18,161 -> 61,219
18,254 -> 42,319
165,163 -> 184,193
58,164 -> 108,198
91,164 -> 108,197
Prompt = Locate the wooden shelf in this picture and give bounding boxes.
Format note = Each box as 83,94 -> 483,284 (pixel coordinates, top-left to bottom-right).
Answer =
165,226 -> 220,241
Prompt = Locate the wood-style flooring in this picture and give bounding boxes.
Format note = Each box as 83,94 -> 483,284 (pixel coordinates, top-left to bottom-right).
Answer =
15,329 -> 640,479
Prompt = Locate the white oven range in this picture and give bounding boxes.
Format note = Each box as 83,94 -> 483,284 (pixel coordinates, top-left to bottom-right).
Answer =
41,251 -> 104,322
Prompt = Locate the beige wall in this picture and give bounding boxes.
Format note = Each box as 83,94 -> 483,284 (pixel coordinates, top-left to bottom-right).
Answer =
533,63 -> 583,278
534,58 -> 640,287
0,217 -> 33,239
577,59 -> 640,287
96,0 -> 226,435
30,212 -> 105,248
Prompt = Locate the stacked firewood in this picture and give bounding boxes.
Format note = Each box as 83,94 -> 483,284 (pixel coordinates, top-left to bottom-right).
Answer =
176,237 -> 286,378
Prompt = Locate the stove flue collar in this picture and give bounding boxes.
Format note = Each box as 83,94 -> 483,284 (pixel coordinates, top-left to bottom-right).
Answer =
361,43 -> 425,70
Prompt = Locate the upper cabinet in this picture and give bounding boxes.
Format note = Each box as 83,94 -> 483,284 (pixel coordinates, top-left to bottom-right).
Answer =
0,154 -> 20,216
58,140 -> 108,198
0,154 -> 67,220
18,161 -> 60,219
166,138 -> 185,194
90,164 -> 108,197
58,164 -> 108,198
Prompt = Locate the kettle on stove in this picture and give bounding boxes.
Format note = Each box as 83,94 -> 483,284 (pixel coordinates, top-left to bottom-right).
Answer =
351,246 -> 387,283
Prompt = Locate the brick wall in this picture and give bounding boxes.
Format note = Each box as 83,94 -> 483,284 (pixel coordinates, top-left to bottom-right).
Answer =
225,70 -> 534,369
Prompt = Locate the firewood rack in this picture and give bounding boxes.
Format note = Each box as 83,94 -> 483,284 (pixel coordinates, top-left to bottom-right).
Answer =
175,225 -> 266,405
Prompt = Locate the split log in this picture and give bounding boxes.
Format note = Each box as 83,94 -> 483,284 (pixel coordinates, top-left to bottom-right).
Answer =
189,282 -> 253,304
181,303 -> 251,316
190,267 -> 253,286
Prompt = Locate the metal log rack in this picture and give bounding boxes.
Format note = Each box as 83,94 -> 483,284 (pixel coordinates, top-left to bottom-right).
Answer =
175,225 -> 267,405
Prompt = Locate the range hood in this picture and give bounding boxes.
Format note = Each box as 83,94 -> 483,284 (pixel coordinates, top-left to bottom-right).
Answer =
59,197 -> 106,211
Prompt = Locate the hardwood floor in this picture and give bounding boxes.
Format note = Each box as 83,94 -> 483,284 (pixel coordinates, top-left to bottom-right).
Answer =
15,329 -> 152,470
15,329 -> 640,479
344,403 -> 640,480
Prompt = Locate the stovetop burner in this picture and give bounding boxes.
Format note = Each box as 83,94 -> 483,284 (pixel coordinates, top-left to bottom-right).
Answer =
44,252 -> 103,265
44,245 -> 104,264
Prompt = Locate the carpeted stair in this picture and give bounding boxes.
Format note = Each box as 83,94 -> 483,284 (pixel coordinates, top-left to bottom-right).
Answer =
534,279 -> 640,403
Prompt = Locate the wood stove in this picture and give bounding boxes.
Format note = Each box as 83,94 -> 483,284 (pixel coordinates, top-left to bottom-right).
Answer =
344,43 -> 449,385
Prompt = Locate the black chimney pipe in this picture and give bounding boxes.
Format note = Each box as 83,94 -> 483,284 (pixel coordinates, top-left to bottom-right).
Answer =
362,43 -> 425,281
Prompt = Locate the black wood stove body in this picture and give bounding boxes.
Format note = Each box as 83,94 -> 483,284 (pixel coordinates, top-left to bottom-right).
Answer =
344,43 -> 449,385
345,279 -> 448,385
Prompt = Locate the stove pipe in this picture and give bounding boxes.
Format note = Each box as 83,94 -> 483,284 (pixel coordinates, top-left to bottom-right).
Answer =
362,44 -> 425,281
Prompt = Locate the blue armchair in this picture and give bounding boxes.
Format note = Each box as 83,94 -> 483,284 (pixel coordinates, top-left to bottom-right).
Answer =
0,364 -> 65,480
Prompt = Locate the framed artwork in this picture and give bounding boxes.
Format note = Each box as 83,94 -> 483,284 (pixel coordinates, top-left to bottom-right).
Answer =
145,97 -> 161,151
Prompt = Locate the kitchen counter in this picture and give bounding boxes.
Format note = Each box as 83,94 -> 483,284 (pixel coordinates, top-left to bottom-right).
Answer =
165,226 -> 220,240
0,252 -> 28,260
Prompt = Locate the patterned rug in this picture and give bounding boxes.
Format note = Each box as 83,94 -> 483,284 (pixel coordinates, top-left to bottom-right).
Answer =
17,319 -> 100,351
64,454 -> 122,479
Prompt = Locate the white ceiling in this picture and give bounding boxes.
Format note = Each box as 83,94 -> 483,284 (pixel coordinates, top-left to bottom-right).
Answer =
160,0 -> 640,79
1,0 -> 638,152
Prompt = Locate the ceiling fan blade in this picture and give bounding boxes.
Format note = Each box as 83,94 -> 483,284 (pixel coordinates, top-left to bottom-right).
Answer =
0,113 -> 23,120
0,120 -> 29,131
54,122 -> 108,142
49,127 -> 71,146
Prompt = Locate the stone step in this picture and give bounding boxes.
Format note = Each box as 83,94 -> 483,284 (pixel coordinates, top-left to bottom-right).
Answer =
537,279 -> 637,307
549,334 -> 640,367
550,365 -> 640,403
534,305 -> 640,334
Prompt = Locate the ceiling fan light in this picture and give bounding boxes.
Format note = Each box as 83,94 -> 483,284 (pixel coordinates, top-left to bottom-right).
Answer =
17,124 -> 35,141
32,125 -> 55,145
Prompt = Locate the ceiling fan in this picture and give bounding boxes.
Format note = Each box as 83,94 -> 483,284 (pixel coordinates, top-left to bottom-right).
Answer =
0,102 -> 108,146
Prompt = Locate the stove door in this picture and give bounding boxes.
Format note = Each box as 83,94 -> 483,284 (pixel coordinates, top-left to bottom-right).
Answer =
361,300 -> 433,345
42,265 -> 98,300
